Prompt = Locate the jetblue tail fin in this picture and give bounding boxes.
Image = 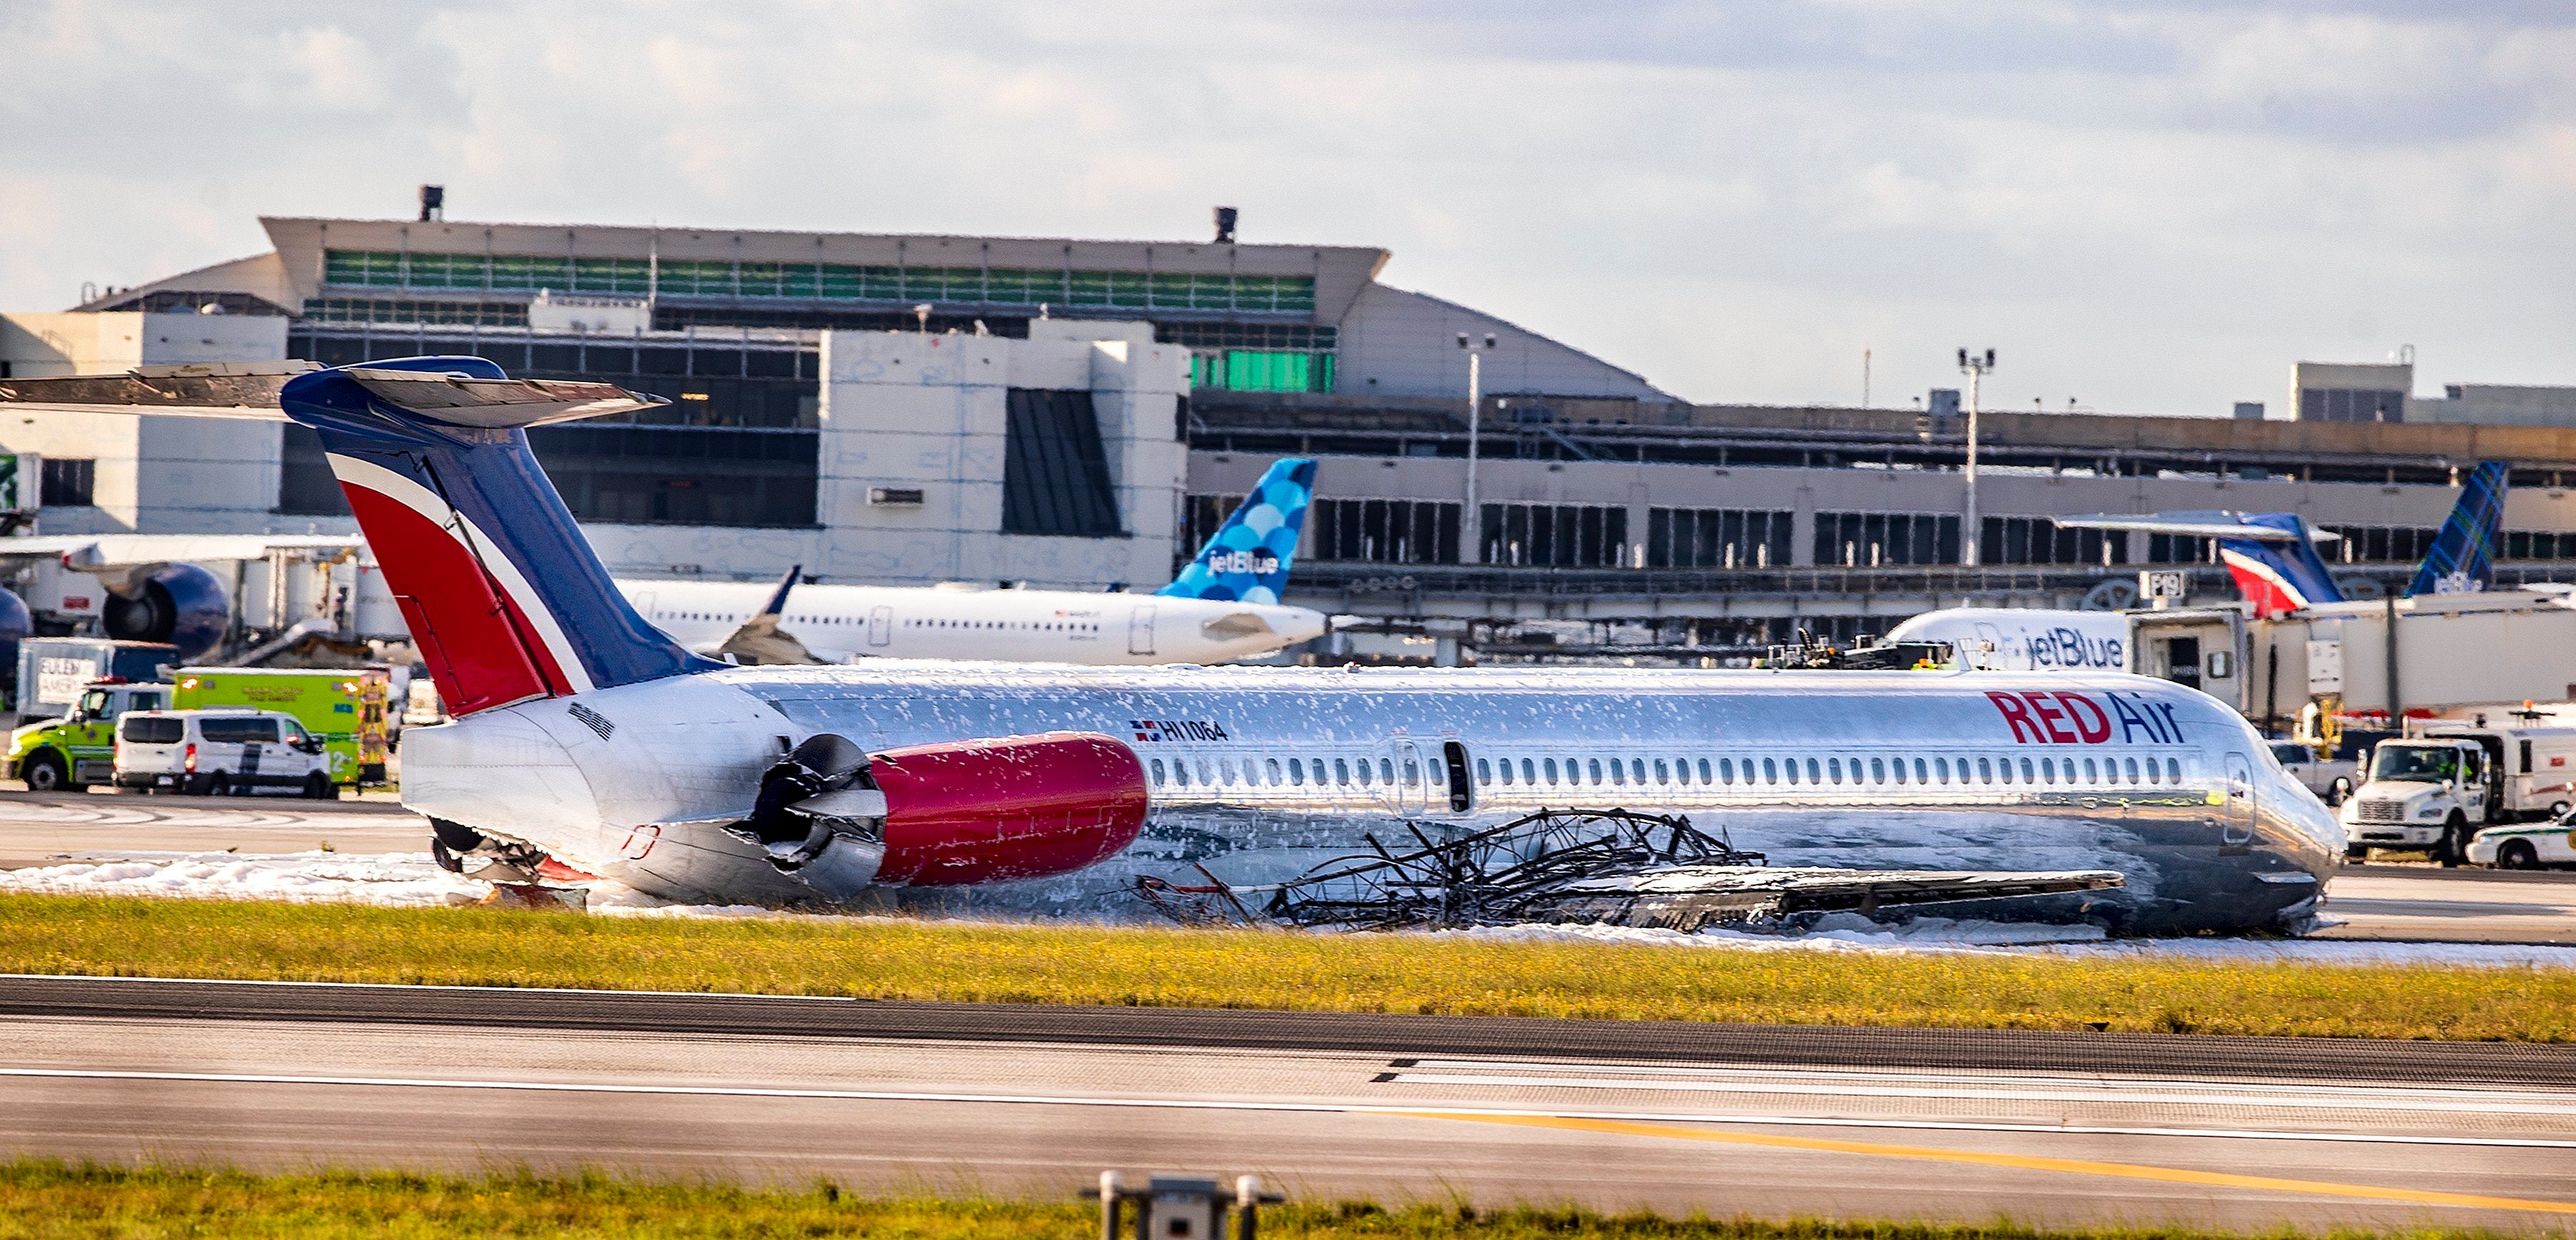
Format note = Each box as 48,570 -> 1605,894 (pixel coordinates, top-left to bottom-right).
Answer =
1158,457 -> 1316,605
2218,514 -> 2345,619
278,357 -> 719,715
2406,461 -> 2509,597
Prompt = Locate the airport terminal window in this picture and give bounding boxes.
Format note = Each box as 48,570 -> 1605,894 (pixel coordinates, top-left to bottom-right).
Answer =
1813,512 -> 1961,568
1306,497 -> 1460,565
2505,531 -> 2576,560
1191,350 -> 1335,394
1002,389 -> 1124,537
324,248 -> 1318,314
1483,503 -> 1630,568
2298,387 -> 2406,423
2333,526 -> 2435,563
1981,517 -> 2124,567
1649,508 -> 1793,570
39,458 -> 94,507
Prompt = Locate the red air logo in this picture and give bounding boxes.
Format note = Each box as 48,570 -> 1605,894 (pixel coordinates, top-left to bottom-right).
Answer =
1986,690 -> 2185,744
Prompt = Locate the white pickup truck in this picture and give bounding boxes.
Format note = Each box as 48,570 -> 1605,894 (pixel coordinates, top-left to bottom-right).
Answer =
2267,741 -> 2357,807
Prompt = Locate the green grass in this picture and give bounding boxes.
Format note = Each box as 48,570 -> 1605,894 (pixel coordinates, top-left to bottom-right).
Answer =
1,894 -> 2569,1041
0,1161 -> 2512,1239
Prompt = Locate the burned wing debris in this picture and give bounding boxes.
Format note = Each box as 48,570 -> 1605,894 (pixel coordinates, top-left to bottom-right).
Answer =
1137,808 -> 2123,932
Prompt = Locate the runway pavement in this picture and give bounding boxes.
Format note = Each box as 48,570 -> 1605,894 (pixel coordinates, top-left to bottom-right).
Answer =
2316,864 -> 2576,944
0,791 -> 425,870
2,977 -> 2575,1231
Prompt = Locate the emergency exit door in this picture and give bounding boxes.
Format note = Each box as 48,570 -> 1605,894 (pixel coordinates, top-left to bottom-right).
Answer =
1128,605 -> 1157,656
867,605 -> 892,648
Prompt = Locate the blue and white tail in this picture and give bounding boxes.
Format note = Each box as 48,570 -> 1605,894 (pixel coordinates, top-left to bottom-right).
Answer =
2406,461 -> 2509,597
278,357 -> 718,716
2218,514 -> 2344,619
1158,458 -> 1316,605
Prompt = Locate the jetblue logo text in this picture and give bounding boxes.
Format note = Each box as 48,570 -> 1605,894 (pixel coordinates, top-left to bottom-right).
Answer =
1201,549 -> 1279,575
1131,719 -> 1231,743
2022,628 -> 2122,669
1985,690 -> 2185,744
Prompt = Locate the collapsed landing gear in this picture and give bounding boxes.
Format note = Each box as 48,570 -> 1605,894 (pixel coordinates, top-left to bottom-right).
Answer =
428,816 -> 551,883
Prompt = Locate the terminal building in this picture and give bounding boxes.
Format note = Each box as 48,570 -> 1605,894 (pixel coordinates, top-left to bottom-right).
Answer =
10,203 -> 2576,662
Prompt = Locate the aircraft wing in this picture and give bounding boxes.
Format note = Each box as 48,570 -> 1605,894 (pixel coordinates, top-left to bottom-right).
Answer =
2051,513 -> 2340,543
0,533 -> 364,569
709,565 -> 825,666
1526,866 -> 2127,932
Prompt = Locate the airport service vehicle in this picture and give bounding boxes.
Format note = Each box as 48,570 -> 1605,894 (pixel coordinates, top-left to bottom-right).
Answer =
2465,817 -> 2576,869
623,458 -> 1324,667
13,637 -> 180,723
112,708 -> 333,798
172,668 -> 391,787
6,675 -> 172,791
2340,725 -> 2576,862
0,358 -> 2346,933
2268,740 -> 2356,806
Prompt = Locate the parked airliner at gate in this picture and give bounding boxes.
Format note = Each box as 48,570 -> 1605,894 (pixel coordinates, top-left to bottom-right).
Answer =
0,358 -> 2341,932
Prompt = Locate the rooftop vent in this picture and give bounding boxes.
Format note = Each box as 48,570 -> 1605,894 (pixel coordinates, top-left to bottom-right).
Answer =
418,185 -> 444,223
1213,206 -> 1237,244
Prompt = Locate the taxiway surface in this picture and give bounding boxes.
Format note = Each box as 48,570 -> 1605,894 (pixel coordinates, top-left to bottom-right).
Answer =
1,977 -> 2573,1231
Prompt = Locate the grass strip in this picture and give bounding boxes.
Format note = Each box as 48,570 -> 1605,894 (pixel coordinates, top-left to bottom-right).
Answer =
0,894 -> 2567,1041
0,1161 -> 2510,1240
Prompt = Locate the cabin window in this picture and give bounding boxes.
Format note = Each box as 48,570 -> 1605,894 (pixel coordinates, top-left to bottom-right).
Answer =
2123,757 -> 2139,783
1199,758 -> 1215,785
1334,758 -> 1351,785
1376,758 -> 1392,783
1785,759 -> 1800,786
1699,758 -> 1713,783
1762,757 -> 1778,783
1609,760 -> 1626,786
1267,758 -> 1283,785
1871,757 -> 1887,783
2143,758 -> 2159,785
1803,758 -> 1820,783
1288,758 -> 1304,785
1826,757 -> 1842,783
1173,760 -> 1190,788
1521,758 -> 1536,783
2082,757 -> 2097,782
1977,756 -> 1994,783
1149,758 -> 1167,786
1403,758 -> 1421,786
2167,758 -> 2181,783
1654,758 -> 1669,783
1478,758 -> 1494,784
1910,758 -> 1924,783
1220,758 -> 1237,784
1355,759 -> 1373,787
1586,758 -> 1603,784
1544,758 -> 1559,783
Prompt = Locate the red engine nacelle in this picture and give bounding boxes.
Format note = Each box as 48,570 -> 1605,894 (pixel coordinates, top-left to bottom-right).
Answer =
870,731 -> 1148,886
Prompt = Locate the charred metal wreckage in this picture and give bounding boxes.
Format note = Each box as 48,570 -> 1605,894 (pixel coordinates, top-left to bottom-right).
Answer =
1137,808 -> 2125,932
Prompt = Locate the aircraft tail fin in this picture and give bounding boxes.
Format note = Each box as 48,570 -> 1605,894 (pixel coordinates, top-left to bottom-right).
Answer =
2406,461 -> 2509,597
1158,457 -> 1316,605
278,357 -> 721,715
2219,514 -> 2345,619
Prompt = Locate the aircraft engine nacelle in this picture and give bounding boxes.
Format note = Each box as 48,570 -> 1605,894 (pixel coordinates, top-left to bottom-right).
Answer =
741,731 -> 1147,899
98,562 -> 229,660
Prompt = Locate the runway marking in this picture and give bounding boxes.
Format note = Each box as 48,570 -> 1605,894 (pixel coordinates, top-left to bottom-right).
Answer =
1382,1070 -> 2576,1115
5,1067 -> 2576,1152
1404,1113 -> 2576,1216
1397,1058 -> 2567,1101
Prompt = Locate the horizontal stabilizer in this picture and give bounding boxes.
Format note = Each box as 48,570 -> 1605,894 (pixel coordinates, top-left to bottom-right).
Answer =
1524,866 -> 2126,932
341,368 -> 664,427
0,360 -> 661,429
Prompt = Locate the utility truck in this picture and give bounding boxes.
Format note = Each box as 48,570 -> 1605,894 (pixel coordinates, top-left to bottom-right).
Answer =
2338,721 -> 2576,864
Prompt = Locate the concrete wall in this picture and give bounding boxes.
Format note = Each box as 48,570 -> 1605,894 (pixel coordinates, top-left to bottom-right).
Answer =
811,322 -> 1188,589
2409,384 -> 2576,428
0,311 -> 288,535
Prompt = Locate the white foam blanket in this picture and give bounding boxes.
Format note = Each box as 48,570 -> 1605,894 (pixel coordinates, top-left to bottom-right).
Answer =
4,851 -> 2573,970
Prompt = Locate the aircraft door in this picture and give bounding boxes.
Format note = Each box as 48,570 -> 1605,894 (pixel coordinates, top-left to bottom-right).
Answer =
867,605 -> 892,648
2222,751 -> 2255,850
1441,741 -> 1474,813
1128,605 -> 1157,656
1390,739 -> 1428,814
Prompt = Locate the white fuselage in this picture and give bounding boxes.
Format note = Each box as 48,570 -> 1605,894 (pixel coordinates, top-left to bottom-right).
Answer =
397,664 -> 2342,933
1887,608 -> 2130,673
618,578 -> 1326,665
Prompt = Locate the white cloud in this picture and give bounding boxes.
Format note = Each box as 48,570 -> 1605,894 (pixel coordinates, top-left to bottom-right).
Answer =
0,1 -> 2567,409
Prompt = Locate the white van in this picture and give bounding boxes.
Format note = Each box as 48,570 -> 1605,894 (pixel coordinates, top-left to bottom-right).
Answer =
113,709 -> 336,798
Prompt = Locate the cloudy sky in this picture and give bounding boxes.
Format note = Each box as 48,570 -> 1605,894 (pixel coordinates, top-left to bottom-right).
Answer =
2,1 -> 2568,412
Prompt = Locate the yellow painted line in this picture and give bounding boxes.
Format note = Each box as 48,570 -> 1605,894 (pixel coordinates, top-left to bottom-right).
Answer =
1398,1111 -> 2576,1216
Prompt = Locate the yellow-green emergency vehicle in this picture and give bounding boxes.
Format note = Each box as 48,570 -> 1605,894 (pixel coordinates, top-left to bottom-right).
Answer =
172,668 -> 391,787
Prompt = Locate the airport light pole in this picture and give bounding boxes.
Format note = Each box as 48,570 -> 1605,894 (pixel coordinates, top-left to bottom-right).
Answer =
1460,331 -> 1496,564
1958,347 -> 1996,567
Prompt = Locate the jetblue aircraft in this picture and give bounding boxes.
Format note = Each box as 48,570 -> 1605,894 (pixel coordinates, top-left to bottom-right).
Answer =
1890,464 -> 2514,670
0,359 -> 2341,932
625,459 -> 1325,665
